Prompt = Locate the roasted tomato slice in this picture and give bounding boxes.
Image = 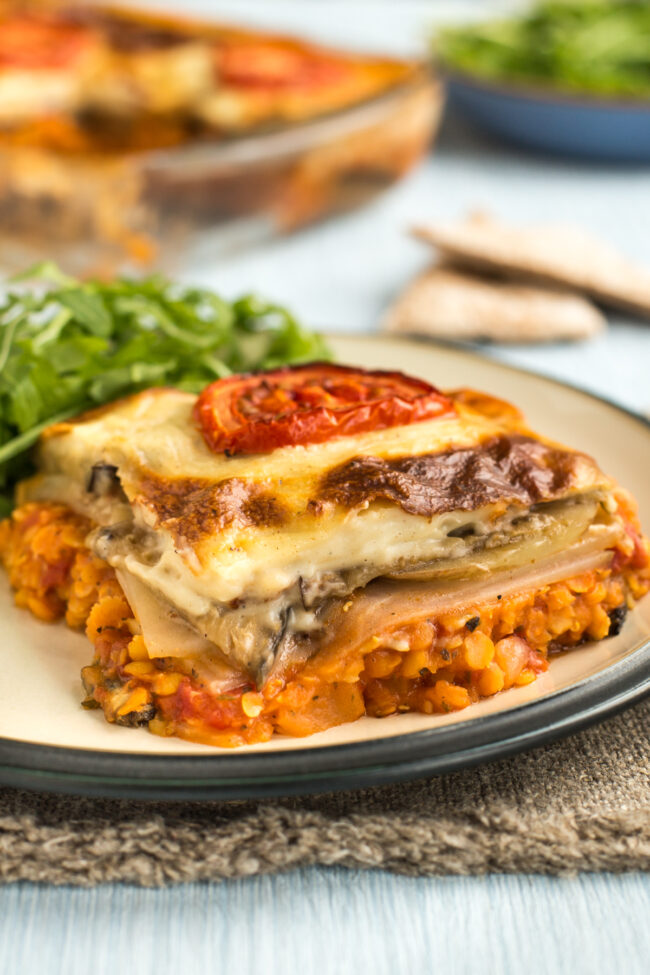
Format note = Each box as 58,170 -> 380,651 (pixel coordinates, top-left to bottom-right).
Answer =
194,363 -> 455,455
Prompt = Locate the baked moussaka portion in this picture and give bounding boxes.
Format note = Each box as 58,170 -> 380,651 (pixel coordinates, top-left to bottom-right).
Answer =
1,364 -> 648,746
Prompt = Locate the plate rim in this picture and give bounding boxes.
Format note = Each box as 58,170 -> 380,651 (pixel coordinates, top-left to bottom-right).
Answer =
0,646 -> 648,799
1,337 -> 648,799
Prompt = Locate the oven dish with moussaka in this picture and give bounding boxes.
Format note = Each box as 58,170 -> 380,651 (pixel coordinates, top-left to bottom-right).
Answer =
1,364 -> 648,746
0,4 -> 441,274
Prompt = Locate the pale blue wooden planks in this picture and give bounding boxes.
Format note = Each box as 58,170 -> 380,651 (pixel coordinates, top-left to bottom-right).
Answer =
1,870 -> 649,975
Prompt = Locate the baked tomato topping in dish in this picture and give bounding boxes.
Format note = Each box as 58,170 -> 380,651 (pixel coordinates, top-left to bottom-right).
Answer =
194,363 -> 455,455
217,42 -> 349,90
0,15 -> 95,69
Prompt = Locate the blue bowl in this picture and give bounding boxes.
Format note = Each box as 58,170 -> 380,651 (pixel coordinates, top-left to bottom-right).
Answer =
444,70 -> 650,162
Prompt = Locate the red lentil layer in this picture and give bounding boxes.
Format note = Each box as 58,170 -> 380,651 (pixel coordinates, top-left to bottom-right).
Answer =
1,500 -> 648,747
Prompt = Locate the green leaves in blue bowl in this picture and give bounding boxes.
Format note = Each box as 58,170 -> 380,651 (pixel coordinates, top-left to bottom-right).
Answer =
435,0 -> 650,99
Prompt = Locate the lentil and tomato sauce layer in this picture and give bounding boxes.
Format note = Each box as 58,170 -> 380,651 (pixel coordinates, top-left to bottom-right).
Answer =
1,500 -> 648,747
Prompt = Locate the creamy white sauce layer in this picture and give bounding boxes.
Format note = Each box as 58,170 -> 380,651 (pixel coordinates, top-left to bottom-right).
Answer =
27,388 -> 606,603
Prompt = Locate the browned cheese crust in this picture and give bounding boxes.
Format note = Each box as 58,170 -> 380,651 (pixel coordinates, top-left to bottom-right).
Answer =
136,474 -> 290,544
128,433 -> 600,548
319,435 -> 596,518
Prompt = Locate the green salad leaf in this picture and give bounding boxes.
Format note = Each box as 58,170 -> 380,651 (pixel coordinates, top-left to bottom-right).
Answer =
435,1 -> 650,98
0,265 -> 330,516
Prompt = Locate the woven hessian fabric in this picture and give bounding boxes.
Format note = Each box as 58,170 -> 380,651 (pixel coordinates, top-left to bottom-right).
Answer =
0,698 -> 648,886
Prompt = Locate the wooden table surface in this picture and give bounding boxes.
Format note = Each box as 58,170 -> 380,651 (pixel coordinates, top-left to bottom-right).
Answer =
2,870 -> 650,975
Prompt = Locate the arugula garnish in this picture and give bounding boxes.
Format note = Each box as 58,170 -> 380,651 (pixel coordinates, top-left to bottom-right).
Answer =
0,264 -> 330,515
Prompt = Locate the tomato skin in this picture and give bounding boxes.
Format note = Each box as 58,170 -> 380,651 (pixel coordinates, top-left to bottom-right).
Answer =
527,647 -> 549,675
217,42 -> 348,90
0,16 -> 94,70
612,524 -> 649,572
194,363 -> 455,455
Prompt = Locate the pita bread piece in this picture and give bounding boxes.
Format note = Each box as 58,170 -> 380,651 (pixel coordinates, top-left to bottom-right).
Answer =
413,215 -> 650,320
383,265 -> 605,343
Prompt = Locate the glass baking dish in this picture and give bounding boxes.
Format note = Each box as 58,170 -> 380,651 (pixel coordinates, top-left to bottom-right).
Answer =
0,68 -> 442,276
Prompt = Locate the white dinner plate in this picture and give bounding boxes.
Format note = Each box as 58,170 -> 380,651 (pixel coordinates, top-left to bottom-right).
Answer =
0,336 -> 648,797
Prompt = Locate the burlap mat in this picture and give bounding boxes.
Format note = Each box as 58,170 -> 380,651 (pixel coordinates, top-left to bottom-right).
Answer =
1,698 -> 648,886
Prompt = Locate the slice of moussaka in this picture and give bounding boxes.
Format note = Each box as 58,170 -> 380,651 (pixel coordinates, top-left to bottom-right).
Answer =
1,364 -> 648,746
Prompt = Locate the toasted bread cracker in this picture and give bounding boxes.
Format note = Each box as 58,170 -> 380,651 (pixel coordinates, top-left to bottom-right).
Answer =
383,264 -> 605,343
413,214 -> 650,319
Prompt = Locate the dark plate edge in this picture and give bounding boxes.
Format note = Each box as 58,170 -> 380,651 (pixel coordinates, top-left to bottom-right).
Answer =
1,634 -> 648,799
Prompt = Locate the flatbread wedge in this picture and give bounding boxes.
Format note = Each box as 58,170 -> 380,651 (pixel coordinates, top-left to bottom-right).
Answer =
413,214 -> 650,320
383,264 -> 605,342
